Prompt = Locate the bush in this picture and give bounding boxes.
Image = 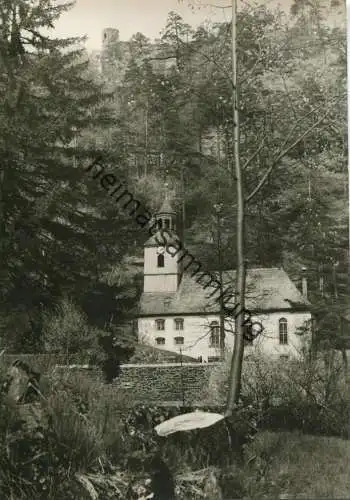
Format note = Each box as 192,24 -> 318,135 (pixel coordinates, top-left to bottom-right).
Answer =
243,349 -> 350,437
0,362 -> 130,499
113,402 -> 259,474
0,356 -> 271,499
42,297 -> 99,364
202,347 -> 350,438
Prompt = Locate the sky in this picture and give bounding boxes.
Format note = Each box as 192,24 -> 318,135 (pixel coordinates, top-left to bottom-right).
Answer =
53,0 -> 294,52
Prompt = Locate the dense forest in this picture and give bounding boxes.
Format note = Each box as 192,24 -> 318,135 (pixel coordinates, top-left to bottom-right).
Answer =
0,2 -> 349,498
0,0 -> 347,357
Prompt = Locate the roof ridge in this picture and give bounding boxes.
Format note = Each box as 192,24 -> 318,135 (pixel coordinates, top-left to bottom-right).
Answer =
210,267 -> 284,272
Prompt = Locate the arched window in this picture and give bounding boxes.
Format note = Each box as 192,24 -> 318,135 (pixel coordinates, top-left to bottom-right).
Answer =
164,218 -> 170,230
279,318 -> 288,344
157,219 -> 163,229
209,321 -> 220,348
157,254 -> 164,268
156,337 -> 165,345
174,336 -> 184,345
174,318 -> 184,330
155,319 -> 165,331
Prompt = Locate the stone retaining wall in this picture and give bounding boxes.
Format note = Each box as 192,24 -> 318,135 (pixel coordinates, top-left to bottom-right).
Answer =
55,362 -> 220,405
115,363 -> 217,404
2,355 -> 220,405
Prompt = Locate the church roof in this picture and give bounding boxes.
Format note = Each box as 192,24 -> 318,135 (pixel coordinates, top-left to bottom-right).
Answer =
144,230 -> 179,247
139,267 -> 310,316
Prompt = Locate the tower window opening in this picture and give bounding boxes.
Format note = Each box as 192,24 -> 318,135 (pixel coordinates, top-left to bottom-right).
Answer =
164,218 -> 170,230
157,254 -> 164,268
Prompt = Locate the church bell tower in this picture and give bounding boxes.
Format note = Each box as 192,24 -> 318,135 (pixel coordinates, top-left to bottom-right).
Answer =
143,186 -> 181,293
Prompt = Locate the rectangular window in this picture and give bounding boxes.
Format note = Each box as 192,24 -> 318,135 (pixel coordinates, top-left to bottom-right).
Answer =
174,318 -> 184,330
174,336 -> 184,345
157,254 -> 164,267
156,337 -> 165,345
155,319 -> 165,331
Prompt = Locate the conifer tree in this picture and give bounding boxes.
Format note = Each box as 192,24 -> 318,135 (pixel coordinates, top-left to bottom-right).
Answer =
0,0 -> 138,349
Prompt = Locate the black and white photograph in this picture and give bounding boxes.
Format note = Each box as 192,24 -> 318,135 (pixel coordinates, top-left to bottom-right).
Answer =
0,0 -> 347,498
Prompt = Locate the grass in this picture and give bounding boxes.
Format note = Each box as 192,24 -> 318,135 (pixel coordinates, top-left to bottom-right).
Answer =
40,372 -> 350,498
4,360 -> 350,499
243,431 -> 350,499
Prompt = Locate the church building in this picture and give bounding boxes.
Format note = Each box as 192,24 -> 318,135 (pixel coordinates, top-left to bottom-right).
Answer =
137,194 -> 312,362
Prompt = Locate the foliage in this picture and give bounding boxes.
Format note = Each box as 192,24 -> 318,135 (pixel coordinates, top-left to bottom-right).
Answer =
0,0 -> 346,353
243,430 -> 350,499
0,361 -> 257,498
202,343 -> 350,438
2,356 -> 350,498
207,349 -> 350,438
95,326 -> 135,383
0,0 -> 142,350
42,297 -> 135,380
42,297 -> 99,361
0,365 -> 130,499
104,3 -> 346,285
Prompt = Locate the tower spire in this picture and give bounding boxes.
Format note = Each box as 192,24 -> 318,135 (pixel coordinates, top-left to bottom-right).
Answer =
155,175 -> 176,233
158,174 -> 175,217
164,166 -> 170,199
164,180 -> 169,201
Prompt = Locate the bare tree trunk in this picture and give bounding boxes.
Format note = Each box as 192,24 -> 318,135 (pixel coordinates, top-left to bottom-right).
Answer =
226,0 -> 246,416
144,98 -> 148,176
341,348 -> 348,373
181,164 -> 186,245
347,0 -> 350,286
332,261 -> 338,299
216,212 -> 225,359
340,317 -> 348,375
319,264 -> 324,297
0,166 -> 6,300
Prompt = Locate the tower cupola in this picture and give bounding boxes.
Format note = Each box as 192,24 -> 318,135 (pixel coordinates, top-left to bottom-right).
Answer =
155,183 -> 176,232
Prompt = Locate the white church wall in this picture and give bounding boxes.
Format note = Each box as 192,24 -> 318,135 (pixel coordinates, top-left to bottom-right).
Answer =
143,247 -> 179,292
245,311 -> 311,359
144,247 -> 178,274
144,274 -> 179,293
138,310 -> 312,362
138,315 -> 219,360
